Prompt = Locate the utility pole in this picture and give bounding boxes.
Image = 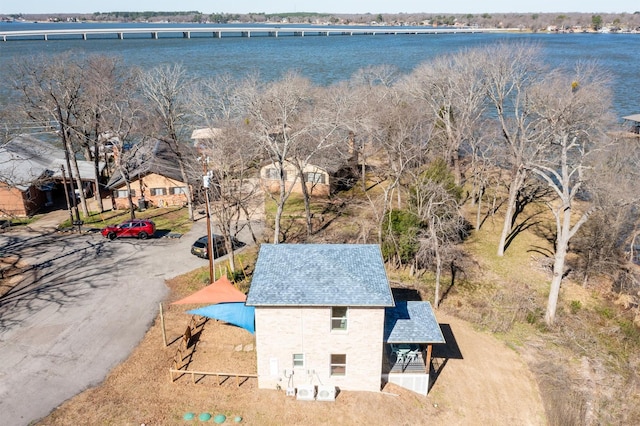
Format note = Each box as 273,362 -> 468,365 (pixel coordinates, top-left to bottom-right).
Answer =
202,157 -> 215,284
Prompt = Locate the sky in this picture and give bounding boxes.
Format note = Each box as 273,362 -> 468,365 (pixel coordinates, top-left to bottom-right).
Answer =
0,1 -> 637,15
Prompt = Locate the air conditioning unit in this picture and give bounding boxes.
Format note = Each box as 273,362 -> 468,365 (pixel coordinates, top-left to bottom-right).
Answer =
296,385 -> 315,401
316,385 -> 336,401
285,387 -> 296,397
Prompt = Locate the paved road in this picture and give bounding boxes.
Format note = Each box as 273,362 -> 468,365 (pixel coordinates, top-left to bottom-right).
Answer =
0,216 -> 230,425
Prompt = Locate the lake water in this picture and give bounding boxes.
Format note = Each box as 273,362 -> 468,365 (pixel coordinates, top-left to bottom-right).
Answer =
1,23 -> 638,118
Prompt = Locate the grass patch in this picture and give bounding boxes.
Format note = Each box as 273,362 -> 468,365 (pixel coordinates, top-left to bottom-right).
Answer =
60,207 -> 193,235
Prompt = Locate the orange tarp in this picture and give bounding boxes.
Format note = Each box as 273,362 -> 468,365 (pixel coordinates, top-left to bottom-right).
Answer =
171,276 -> 246,305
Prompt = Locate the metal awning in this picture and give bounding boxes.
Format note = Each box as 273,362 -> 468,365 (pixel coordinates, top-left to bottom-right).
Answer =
384,301 -> 446,344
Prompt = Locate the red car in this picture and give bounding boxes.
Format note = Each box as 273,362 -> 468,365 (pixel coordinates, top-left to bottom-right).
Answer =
101,219 -> 156,240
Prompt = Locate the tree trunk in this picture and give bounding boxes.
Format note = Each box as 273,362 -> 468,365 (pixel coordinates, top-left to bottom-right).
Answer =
174,152 -> 194,221
296,167 -> 313,237
92,142 -> 104,212
475,186 -> 484,231
431,218 -> 442,308
497,169 -> 525,256
451,152 -> 462,186
125,180 -> 135,220
273,201 -> 284,244
545,228 -> 569,326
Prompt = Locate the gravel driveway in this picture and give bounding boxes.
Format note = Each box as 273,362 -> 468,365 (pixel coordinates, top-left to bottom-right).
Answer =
0,217 -> 213,425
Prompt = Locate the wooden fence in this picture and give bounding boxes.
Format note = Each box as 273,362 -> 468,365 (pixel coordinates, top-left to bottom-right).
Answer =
168,314 -> 257,387
169,369 -> 257,386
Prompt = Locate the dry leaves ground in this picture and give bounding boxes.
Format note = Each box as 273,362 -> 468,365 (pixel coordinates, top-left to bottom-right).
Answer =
39,269 -> 546,426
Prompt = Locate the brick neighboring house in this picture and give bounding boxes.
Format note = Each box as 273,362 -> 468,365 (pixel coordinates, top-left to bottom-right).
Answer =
246,244 -> 445,398
0,135 -> 101,217
105,140 -> 195,210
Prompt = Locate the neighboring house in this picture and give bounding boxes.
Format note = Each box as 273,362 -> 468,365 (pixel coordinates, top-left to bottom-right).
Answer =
105,140 -> 194,210
190,127 -> 222,152
246,244 -> 445,398
259,160 -> 333,197
0,135 -> 101,217
192,126 -> 357,197
623,113 -> 640,135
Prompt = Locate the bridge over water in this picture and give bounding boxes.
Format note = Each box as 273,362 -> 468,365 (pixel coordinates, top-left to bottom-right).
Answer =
0,25 -> 498,42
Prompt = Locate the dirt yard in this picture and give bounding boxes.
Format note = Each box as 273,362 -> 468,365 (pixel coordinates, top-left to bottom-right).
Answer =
38,272 -> 547,425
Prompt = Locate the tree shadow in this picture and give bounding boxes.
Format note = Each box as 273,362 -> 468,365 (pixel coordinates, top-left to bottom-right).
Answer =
502,183 -> 554,253
429,323 -> 463,391
0,231 -> 134,331
503,211 -> 544,253
477,197 -> 507,230
439,261 -> 465,306
391,286 -> 422,302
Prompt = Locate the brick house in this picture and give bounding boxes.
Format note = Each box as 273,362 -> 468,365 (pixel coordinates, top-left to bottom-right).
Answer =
0,135 -> 101,217
245,244 -> 445,398
105,140 -> 195,210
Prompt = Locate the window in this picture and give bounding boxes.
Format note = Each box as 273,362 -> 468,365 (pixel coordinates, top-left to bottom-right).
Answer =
169,186 -> 187,195
115,189 -> 135,198
265,167 -> 286,180
305,172 -> 325,184
330,354 -> 346,376
293,353 -> 305,369
150,187 -> 167,196
331,307 -> 348,331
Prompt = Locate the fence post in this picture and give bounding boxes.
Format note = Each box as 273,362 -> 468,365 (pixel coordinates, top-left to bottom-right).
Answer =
160,303 -> 167,347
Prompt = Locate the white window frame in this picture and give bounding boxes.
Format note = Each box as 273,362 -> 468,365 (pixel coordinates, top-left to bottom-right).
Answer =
293,353 -> 305,369
115,189 -> 134,198
330,354 -> 346,377
265,167 -> 285,180
331,306 -> 348,331
169,186 -> 187,195
305,171 -> 325,184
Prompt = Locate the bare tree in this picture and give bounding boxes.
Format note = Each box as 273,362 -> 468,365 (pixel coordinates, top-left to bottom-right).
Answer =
138,64 -> 196,220
370,82 -> 433,243
190,74 -> 262,271
526,63 -> 616,325
74,55 -> 137,213
403,47 -> 487,185
347,65 -> 401,192
106,91 -> 147,219
482,43 -> 548,256
200,127 -> 260,272
10,53 -> 91,219
410,159 -> 467,307
241,71 -> 316,243
288,83 -> 353,237
465,122 -> 501,231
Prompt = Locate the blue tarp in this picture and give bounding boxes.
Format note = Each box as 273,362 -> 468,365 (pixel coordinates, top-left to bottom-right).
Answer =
188,302 -> 255,334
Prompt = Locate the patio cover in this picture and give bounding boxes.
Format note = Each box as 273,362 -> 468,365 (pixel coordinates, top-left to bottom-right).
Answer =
171,276 -> 246,305
384,301 -> 446,344
188,303 -> 255,334
622,113 -> 640,123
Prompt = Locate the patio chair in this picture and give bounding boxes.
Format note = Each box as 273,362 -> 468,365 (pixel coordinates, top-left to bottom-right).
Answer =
406,349 -> 420,364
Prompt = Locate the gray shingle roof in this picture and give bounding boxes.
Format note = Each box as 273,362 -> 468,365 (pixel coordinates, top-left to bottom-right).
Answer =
0,135 -> 102,190
246,244 -> 395,307
106,139 -> 195,189
384,301 -> 446,344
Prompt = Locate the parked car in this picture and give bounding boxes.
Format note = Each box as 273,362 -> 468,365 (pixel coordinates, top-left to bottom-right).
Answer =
190,235 -> 226,259
101,219 -> 156,240
190,235 -> 244,259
